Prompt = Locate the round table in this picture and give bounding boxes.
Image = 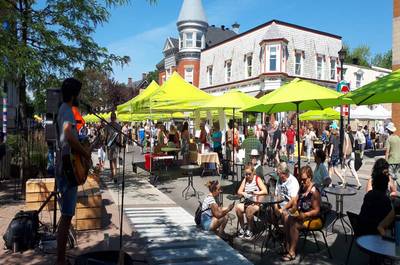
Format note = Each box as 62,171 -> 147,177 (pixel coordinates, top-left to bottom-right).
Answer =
248,195 -> 284,255
180,165 -> 201,200
226,194 -> 241,201
357,234 -> 400,261
324,186 -> 357,239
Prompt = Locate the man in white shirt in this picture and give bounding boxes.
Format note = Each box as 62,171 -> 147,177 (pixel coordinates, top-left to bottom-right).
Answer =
355,124 -> 366,158
274,162 -> 300,210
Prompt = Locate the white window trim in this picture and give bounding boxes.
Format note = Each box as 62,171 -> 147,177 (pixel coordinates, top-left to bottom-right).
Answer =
184,65 -> 194,84
266,45 -> 280,72
244,53 -> 253,78
195,32 -> 202,48
316,55 -> 324,80
225,60 -> 232,83
330,57 -> 337,80
207,65 -> 213,86
294,51 -> 303,76
185,32 -> 193,48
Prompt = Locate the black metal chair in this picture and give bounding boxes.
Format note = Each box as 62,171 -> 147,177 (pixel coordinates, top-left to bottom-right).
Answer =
299,210 -> 333,262
345,211 -> 360,265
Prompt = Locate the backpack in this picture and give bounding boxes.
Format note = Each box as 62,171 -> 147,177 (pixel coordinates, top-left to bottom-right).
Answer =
194,201 -> 210,227
3,210 -> 39,252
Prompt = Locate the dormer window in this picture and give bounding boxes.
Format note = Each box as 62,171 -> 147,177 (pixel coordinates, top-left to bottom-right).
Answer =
245,53 -> 253,78
330,58 -> 337,80
225,60 -> 232,82
295,51 -> 303,76
316,55 -> 324,80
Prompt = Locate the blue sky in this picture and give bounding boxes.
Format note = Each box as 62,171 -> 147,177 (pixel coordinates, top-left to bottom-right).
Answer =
93,0 -> 392,83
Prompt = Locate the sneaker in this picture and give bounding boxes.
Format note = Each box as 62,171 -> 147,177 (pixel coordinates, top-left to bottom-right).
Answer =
238,228 -> 245,238
244,230 -> 253,240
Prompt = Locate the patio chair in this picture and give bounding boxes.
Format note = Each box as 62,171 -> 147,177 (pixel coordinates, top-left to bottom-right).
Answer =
299,212 -> 332,262
345,211 -> 360,265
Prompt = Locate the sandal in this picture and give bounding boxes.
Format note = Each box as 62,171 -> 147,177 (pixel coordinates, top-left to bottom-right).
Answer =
281,253 -> 296,262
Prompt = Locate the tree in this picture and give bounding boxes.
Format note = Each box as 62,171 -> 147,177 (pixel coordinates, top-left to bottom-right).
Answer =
0,0 -> 155,117
372,50 -> 392,69
344,44 -> 371,67
146,69 -> 159,84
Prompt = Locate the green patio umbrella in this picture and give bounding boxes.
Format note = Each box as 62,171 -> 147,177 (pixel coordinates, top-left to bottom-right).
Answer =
299,108 -> 340,121
345,69 -> 400,105
198,89 -> 259,178
242,78 -> 351,168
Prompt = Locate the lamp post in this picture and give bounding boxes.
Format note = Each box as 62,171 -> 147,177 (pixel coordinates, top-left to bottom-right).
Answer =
338,47 -> 347,168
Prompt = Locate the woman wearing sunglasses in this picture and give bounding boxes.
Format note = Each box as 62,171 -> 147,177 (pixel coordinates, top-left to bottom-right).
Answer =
201,180 -> 235,239
235,163 -> 268,240
280,165 -> 321,261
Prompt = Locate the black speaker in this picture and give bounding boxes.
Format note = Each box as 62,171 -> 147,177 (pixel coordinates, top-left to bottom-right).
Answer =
46,89 -> 61,114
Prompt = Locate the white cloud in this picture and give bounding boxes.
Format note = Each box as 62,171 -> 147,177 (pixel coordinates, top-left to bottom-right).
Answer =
107,21 -> 176,82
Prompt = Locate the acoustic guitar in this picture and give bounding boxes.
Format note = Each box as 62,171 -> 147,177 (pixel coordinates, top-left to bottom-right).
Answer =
63,135 -> 99,187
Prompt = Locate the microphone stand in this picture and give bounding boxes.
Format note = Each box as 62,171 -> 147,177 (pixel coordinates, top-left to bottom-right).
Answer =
85,107 -> 142,264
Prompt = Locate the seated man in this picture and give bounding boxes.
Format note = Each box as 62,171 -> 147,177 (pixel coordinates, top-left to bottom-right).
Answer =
274,162 -> 300,216
236,163 -> 268,239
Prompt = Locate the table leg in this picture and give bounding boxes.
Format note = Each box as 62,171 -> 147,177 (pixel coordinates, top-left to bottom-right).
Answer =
326,195 -> 351,241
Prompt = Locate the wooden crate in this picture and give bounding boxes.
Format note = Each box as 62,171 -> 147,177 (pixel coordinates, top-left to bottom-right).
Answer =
72,174 -> 103,231
25,178 -> 55,211
25,175 -> 103,231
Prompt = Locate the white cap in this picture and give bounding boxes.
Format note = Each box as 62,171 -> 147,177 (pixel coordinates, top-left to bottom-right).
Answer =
386,122 -> 397,132
250,149 -> 259,156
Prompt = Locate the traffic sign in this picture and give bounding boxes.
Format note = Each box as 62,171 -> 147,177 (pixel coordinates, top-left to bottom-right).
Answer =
337,81 -> 350,116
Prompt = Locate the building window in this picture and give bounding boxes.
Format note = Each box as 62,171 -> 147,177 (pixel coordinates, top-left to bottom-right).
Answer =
316,56 -> 324,80
225,60 -> 232,82
184,66 -> 194,84
330,58 -> 336,80
207,66 -> 213,85
356,73 -> 363,88
245,54 -> 253,78
269,46 -> 277,71
179,33 -> 183,49
185,32 -> 193,48
295,52 -> 302,75
196,32 -> 202,48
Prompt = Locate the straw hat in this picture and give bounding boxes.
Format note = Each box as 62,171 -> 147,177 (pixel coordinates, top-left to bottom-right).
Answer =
250,149 -> 259,156
386,122 -> 397,133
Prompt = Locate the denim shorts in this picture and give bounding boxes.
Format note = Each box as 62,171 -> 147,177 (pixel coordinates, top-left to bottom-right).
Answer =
56,173 -> 78,217
201,214 -> 212,231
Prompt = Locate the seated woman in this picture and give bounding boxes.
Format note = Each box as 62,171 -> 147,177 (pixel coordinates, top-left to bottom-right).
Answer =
235,163 -> 268,239
281,165 -> 321,261
201,180 -> 234,238
313,149 -> 332,188
359,158 -> 394,236
366,158 -> 397,197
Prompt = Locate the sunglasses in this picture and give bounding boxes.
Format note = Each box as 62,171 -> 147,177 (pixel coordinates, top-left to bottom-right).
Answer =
245,172 -> 252,176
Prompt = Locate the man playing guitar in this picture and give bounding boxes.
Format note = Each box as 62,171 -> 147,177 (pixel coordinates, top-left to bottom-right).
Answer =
56,78 -> 91,265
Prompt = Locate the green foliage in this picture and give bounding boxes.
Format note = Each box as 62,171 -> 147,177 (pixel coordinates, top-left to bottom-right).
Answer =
344,44 -> 371,67
0,0 -> 156,114
146,69 -> 159,83
372,50 -> 392,69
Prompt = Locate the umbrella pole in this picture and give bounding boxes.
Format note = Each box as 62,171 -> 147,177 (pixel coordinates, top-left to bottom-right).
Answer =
232,108 -> 235,181
296,103 -> 301,170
